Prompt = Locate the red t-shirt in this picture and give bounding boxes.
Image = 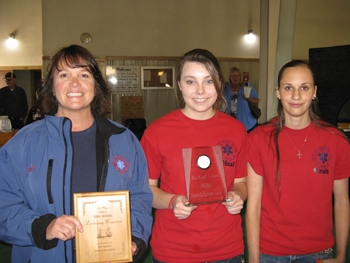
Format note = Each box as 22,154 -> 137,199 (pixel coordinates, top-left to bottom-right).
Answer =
141,109 -> 248,262
248,120 -> 350,255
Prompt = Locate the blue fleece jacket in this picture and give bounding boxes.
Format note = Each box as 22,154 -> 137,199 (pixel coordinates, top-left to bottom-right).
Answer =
0,115 -> 153,263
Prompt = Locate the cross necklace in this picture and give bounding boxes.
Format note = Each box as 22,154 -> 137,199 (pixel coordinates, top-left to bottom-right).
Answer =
284,125 -> 310,159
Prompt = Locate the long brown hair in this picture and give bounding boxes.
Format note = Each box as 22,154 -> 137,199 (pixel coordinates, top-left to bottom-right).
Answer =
176,49 -> 224,111
270,60 -> 339,193
37,45 -> 111,116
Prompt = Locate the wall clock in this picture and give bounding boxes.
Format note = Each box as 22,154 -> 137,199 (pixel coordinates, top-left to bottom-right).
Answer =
80,32 -> 91,44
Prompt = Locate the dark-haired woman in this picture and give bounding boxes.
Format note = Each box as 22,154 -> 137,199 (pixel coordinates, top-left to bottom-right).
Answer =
141,49 -> 248,262
0,45 -> 153,263
246,60 -> 350,263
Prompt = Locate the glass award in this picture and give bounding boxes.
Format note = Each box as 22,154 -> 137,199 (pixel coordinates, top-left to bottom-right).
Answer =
182,146 -> 230,206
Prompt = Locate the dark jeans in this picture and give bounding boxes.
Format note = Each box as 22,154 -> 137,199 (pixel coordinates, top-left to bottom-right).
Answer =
259,248 -> 333,263
152,253 -> 244,263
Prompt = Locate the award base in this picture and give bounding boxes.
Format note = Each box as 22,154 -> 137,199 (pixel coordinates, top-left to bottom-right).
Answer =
185,198 -> 233,207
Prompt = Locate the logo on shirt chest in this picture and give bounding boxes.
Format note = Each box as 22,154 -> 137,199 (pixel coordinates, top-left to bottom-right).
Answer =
218,139 -> 237,167
25,166 -> 35,174
312,146 -> 332,174
113,155 -> 129,175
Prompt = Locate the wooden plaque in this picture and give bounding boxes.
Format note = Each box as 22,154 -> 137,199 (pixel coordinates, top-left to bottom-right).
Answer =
74,191 -> 132,263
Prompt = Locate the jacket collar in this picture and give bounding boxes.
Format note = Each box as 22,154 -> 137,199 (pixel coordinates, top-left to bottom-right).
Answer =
94,114 -> 125,136
44,114 -> 126,141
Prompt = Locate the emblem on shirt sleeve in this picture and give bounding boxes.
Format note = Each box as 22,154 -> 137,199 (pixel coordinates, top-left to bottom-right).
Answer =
218,139 -> 238,167
312,146 -> 332,174
113,155 -> 129,175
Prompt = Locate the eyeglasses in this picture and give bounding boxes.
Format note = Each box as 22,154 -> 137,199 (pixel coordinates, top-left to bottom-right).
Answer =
231,74 -> 240,77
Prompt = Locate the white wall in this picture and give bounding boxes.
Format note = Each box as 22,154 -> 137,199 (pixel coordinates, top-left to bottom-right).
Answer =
2,0 -> 350,67
42,0 -> 260,58
0,0 -> 42,67
293,0 -> 350,59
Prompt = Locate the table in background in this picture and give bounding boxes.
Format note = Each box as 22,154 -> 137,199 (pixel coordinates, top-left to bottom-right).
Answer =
0,130 -> 18,148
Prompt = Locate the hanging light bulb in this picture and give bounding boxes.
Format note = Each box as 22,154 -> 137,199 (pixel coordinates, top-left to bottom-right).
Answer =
6,34 -> 18,49
245,30 -> 256,44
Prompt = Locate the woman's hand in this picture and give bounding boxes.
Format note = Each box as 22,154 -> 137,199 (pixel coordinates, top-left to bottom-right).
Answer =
171,195 -> 197,220
222,191 -> 244,214
46,215 -> 83,241
243,93 -> 249,100
243,93 -> 259,104
131,241 -> 138,255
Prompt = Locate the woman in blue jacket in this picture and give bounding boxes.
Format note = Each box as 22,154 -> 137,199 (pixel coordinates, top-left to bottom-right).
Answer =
0,45 -> 153,263
222,67 -> 259,132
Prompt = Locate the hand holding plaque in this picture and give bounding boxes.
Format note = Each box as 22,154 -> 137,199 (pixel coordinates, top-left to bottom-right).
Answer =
74,191 -> 132,263
182,146 -> 232,206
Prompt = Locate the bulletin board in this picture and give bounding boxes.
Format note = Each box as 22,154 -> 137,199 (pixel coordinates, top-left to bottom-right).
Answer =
121,96 -> 144,124
141,66 -> 175,89
106,65 -> 140,94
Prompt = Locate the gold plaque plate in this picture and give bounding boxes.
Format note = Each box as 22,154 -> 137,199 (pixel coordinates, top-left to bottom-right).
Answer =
74,191 -> 132,263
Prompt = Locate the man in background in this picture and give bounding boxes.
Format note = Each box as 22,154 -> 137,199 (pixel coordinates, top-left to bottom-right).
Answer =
0,72 -> 28,129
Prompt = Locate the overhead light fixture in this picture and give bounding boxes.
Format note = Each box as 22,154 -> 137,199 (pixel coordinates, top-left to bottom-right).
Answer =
245,30 -> 256,44
6,33 -> 18,49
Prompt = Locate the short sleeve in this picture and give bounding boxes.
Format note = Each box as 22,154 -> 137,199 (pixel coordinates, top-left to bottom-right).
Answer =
247,128 -> 266,176
140,126 -> 162,180
250,85 -> 258,99
334,134 -> 350,180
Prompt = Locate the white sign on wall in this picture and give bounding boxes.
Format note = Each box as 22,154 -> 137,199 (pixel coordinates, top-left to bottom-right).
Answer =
106,65 -> 140,94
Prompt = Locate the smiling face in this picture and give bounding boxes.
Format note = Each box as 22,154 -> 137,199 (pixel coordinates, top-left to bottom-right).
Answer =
277,65 -> 317,126
179,62 -> 217,120
53,62 -> 95,118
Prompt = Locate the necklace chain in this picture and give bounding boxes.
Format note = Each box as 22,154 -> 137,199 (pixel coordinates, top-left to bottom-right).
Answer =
284,125 -> 310,159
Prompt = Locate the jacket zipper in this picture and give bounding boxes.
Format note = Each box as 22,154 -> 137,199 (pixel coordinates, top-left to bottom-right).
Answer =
46,159 -> 54,204
62,119 -> 70,263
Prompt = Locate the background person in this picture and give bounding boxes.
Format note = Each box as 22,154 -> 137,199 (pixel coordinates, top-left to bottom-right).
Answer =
0,45 -> 153,263
222,67 -> 259,132
141,49 -> 248,263
25,90 -> 42,125
246,60 -> 350,263
0,72 -> 28,129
